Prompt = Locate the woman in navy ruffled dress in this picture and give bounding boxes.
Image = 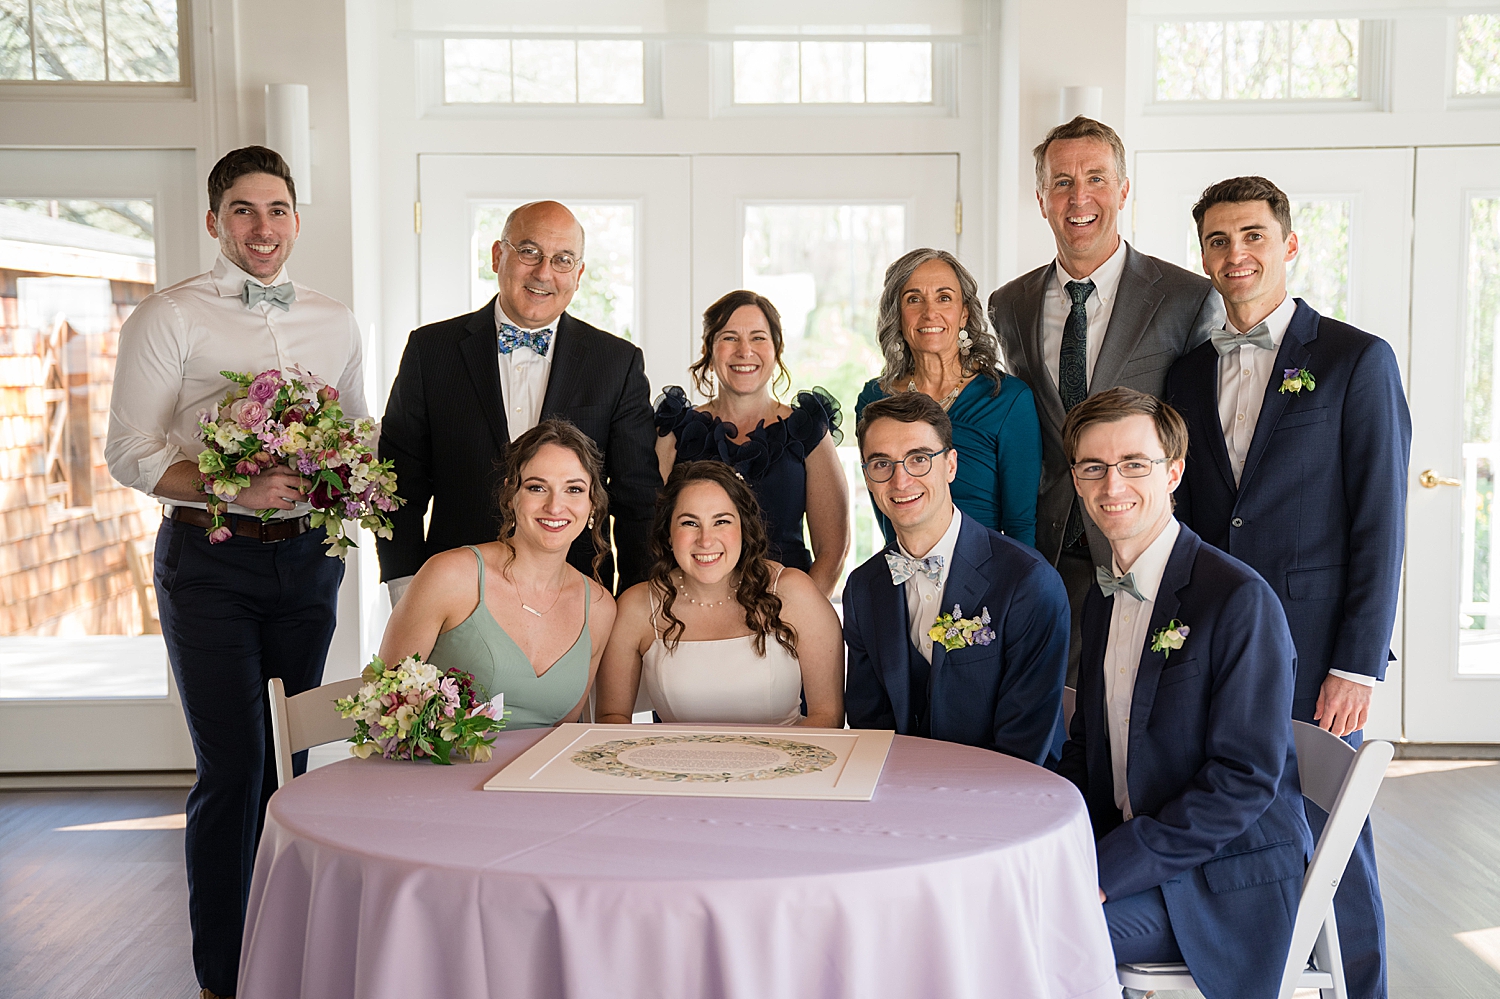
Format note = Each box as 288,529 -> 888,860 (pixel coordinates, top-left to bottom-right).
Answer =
654,290 -> 850,597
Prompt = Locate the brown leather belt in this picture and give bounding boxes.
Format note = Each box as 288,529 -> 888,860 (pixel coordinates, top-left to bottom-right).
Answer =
169,506 -> 311,543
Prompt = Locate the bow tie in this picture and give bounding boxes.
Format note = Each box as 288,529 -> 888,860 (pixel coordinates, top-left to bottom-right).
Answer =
242,280 -> 295,312
1096,565 -> 1145,601
1209,322 -> 1275,356
498,322 -> 553,357
886,551 -> 944,586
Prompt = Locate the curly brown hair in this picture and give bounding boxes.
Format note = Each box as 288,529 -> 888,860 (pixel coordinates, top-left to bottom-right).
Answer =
688,289 -> 792,399
649,461 -> 797,658
494,420 -> 609,579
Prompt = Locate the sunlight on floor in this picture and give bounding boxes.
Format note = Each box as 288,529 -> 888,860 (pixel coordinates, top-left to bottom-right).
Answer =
55,813 -> 185,831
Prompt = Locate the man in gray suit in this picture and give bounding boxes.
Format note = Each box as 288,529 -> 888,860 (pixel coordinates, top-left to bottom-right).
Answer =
988,116 -> 1221,683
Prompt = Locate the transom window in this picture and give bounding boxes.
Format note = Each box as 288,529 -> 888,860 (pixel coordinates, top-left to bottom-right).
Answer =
733,39 -> 932,104
1456,14 -> 1500,97
443,38 -> 644,105
0,0 -> 180,83
1154,19 -> 1361,103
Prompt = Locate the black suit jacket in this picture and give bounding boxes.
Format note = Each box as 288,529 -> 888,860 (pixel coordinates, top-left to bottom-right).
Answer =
988,245 -> 1221,566
376,300 -> 660,591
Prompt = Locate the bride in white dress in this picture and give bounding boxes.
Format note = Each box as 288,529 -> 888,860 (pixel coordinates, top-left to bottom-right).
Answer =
597,461 -> 844,727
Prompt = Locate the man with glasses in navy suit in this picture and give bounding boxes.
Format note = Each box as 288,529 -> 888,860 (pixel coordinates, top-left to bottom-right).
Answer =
843,392 -> 1070,766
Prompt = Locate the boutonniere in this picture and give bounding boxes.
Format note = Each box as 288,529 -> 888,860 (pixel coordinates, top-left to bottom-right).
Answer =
1279,367 -> 1315,394
1150,620 -> 1190,659
928,605 -> 996,652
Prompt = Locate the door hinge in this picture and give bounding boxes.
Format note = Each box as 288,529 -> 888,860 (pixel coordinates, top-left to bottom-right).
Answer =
955,200 -> 963,236
414,201 -> 422,235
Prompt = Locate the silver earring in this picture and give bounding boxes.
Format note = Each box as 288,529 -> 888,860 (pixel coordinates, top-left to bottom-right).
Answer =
958,330 -> 973,356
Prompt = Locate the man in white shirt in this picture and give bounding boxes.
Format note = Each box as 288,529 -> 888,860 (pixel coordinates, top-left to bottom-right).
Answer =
987,116 -> 1222,685
843,393 -> 1069,766
105,146 -> 367,999
1166,175 -> 1409,999
1057,387 -> 1311,999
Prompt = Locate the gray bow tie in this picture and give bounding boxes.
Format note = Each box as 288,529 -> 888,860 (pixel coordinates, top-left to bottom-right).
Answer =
1209,322 -> 1274,356
242,280 -> 296,312
886,551 -> 944,586
1096,565 -> 1145,601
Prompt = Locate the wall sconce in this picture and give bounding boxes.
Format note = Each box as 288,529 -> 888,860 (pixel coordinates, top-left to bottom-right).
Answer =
265,84 -> 312,205
1059,85 -> 1103,125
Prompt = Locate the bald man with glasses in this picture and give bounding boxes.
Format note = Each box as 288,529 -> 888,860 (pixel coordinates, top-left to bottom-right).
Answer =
378,201 -> 661,597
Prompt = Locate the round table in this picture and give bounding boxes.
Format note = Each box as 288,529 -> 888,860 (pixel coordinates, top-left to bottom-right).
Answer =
238,729 -> 1119,999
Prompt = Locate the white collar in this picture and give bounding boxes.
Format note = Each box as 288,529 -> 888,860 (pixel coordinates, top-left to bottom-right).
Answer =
211,253 -> 289,299
1226,292 -> 1296,345
495,298 -> 561,337
1110,517 -> 1180,604
1051,237 -> 1129,306
897,504 -> 963,580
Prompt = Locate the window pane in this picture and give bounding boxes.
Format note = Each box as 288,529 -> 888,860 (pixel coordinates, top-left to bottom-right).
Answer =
1155,22 -> 1223,101
512,39 -> 575,103
577,40 -> 643,103
1225,20 -> 1287,100
444,38 -> 511,103
103,0 -> 177,82
1460,198 -> 1500,669
800,41 -> 862,102
1290,19 -> 1359,99
33,0 -> 105,81
0,0 -> 30,80
734,41 -> 799,103
865,42 -> 931,103
0,198 -> 165,698
1457,14 -> 1500,96
471,202 -> 635,341
1286,199 -> 1350,321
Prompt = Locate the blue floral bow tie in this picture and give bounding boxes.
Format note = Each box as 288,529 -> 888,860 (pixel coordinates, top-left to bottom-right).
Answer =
886,551 -> 944,586
1209,322 -> 1274,356
1095,565 -> 1145,601
242,280 -> 295,312
497,322 -> 553,357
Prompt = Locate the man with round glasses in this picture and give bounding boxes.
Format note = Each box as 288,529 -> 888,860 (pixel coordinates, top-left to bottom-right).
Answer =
379,200 -> 660,598
842,392 -> 1070,766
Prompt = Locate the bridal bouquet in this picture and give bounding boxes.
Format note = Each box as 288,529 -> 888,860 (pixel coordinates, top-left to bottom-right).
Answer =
193,366 -> 403,557
335,654 -> 506,764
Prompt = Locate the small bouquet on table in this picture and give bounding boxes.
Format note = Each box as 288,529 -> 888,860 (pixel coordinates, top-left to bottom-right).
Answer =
335,654 -> 507,764
192,366 -> 402,557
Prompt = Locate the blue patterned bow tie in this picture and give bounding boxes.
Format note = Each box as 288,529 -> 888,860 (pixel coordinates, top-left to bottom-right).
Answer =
886,551 -> 944,586
497,322 -> 553,357
1209,322 -> 1274,356
242,280 -> 295,312
1096,565 -> 1145,601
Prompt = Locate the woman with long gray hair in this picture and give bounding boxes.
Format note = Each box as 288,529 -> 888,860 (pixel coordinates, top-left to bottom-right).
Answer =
854,248 -> 1042,547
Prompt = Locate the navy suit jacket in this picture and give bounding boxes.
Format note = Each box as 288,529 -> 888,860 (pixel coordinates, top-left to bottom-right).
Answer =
1058,524 -> 1313,999
1165,300 -> 1411,710
843,512 -> 1070,766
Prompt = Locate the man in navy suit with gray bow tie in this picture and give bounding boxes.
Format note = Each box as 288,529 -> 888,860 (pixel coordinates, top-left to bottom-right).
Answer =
843,392 -> 1070,766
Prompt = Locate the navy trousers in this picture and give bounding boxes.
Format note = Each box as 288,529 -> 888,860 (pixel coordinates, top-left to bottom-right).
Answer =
154,516 -> 344,996
1294,697 -> 1387,999
1104,886 -> 1184,965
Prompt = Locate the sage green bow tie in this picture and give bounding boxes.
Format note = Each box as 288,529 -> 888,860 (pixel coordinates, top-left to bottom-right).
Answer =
1096,565 -> 1145,601
242,280 -> 296,312
1209,322 -> 1273,356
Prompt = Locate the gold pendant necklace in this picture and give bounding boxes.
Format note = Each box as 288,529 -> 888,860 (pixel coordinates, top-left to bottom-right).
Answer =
909,375 -> 966,410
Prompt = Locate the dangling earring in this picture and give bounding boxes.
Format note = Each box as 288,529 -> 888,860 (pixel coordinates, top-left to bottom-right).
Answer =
587,513 -> 596,529
958,329 -> 973,357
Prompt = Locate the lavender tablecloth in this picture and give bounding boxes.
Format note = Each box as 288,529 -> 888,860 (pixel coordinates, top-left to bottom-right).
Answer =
239,729 -> 1119,999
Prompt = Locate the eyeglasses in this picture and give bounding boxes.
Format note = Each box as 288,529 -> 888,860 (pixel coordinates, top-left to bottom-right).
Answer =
502,239 -> 581,273
1071,457 -> 1169,480
861,448 -> 952,483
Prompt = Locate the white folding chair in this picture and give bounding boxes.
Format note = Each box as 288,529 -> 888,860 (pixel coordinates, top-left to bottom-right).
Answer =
267,676 -> 365,789
1117,720 -> 1394,999
1061,685 -> 1077,734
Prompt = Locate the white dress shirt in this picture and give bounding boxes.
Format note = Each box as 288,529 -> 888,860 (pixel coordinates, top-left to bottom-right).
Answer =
1041,237 -> 1130,390
1214,295 -> 1374,688
1102,517 -> 1180,821
898,504 -> 964,664
105,254 -> 368,517
494,299 -> 557,436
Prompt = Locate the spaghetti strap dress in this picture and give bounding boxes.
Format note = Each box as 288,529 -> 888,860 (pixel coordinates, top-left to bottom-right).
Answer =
427,546 -> 591,729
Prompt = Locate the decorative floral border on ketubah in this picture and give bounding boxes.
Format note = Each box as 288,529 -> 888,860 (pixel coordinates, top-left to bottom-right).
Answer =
570,733 -> 837,783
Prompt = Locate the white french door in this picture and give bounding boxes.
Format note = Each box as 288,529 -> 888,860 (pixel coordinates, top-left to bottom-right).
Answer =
1132,148 -> 1415,742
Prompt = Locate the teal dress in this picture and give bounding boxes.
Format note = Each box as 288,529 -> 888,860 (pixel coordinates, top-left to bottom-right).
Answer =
428,547 -> 592,729
855,372 -> 1042,548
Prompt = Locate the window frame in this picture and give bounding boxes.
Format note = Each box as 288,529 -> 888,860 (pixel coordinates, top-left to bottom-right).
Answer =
711,39 -> 958,118
1144,18 -> 1390,116
1449,13 -> 1500,110
0,0 -> 191,99
418,36 -> 662,119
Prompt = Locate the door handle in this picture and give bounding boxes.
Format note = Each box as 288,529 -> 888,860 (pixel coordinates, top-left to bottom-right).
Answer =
1419,469 -> 1461,488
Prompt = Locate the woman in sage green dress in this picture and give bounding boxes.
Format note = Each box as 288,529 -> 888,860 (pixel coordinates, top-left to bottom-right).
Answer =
378,420 -> 616,728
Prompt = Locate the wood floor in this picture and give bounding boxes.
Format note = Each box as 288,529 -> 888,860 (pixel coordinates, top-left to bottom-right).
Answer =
2,759 -> 1498,999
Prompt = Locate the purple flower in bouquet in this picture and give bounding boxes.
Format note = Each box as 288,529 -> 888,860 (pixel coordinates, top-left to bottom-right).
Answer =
235,458 -> 259,475
318,385 -> 340,403
247,370 -> 282,404
308,467 -> 349,508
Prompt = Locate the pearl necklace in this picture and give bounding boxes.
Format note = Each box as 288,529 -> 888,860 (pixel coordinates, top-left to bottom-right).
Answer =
677,573 -> 738,607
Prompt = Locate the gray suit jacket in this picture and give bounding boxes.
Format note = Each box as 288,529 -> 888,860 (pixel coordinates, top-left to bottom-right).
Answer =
987,244 -> 1221,566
